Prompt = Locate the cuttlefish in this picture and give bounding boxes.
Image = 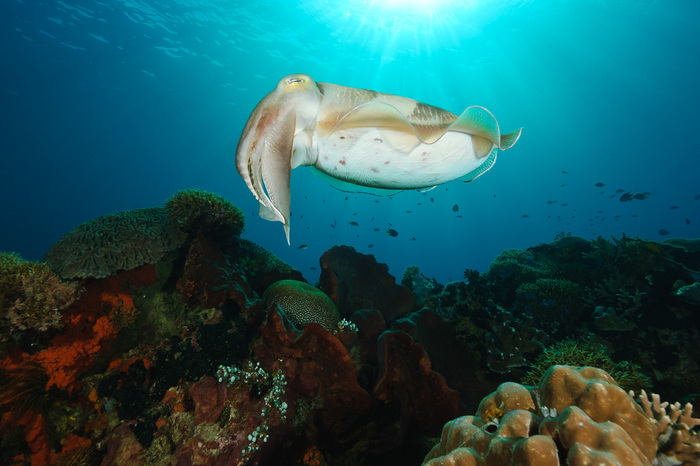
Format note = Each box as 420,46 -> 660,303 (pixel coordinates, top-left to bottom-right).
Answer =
236,74 -> 522,243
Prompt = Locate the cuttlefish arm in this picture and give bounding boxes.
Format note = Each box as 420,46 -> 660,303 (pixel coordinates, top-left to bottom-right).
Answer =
235,74 -> 321,244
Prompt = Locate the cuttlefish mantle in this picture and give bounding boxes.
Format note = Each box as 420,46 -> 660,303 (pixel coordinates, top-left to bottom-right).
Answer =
235,73 -> 522,244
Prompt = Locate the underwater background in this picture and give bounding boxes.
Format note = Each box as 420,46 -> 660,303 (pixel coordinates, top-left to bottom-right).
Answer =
3,0 -> 699,284
2,1 -> 700,465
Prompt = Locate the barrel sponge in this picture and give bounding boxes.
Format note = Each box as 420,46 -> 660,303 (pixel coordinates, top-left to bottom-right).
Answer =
164,189 -> 244,237
263,280 -> 340,333
44,207 -> 187,279
423,365 -> 659,466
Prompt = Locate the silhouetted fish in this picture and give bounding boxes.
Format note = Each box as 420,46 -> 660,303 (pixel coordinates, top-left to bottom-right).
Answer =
685,218 -> 691,225
695,194 -> 700,200
430,198 -> 434,203
297,244 -> 308,249
633,192 -> 650,200
368,244 -> 374,248
595,182 -> 605,187
522,214 -> 529,218
373,228 -> 380,232
386,228 -> 399,237
670,206 -> 679,210
452,204 -> 459,212
561,170 -> 568,174
616,189 -> 624,193
659,229 -> 671,235
349,221 -> 359,226
620,192 -> 634,202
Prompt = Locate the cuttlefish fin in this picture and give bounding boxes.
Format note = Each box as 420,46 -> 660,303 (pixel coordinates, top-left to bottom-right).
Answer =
310,167 -> 404,196
461,148 -> 498,182
450,106 -> 523,156
257,115 -> 296,244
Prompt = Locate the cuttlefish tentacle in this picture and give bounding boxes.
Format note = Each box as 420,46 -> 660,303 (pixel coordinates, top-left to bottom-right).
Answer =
235,74 -> 522,243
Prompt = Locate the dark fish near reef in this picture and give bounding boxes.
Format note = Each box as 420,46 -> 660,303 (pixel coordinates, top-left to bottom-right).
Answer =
386,228 -> 399,237
595,182 -> 605,187
349,221 -> 359,226
634,192 -> 650,200
619,192 -> 633,202
685,218 -> 691,225
368,244 -> 374,248
659,229 -> 671,235
297,244 -> 308,249
452,204 -> 459,212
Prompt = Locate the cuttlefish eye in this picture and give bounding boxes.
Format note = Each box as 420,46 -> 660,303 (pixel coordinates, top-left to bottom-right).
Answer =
285,76 -> 304,85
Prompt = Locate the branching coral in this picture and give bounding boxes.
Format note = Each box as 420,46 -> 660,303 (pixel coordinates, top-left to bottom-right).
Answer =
633,389 -> 700,464
522,338 -> 652,393
0,252 -> 82,334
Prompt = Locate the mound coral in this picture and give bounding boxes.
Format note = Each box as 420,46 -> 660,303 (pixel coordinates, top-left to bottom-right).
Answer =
263,280 -> 339,333
164,189 -> 245,237
423,365 -> 699,465
43,207 -> 186,279
0,252 -> 82,334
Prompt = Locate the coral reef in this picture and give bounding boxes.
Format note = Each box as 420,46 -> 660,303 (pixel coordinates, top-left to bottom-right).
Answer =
2,197 -> 698,466
423,365 -> 699,465
43,207 -> 186,279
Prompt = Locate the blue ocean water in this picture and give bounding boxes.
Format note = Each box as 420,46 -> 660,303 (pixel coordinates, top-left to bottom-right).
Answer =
2,0 -> 699,285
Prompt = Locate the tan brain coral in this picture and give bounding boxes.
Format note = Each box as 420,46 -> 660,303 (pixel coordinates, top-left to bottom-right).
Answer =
263,280 -> 340,333
423,365 -> 699,466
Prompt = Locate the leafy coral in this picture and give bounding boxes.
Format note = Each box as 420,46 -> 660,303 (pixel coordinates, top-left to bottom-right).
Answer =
165,189 -> 245,237
521,338 -> 652,393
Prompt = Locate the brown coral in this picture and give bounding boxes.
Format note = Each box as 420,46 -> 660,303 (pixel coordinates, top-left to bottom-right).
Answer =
423,365 -> 662,465
43,207 -> 186,279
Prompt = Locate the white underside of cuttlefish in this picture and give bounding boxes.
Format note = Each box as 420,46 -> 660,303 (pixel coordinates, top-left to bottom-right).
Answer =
235,74 -> 522,244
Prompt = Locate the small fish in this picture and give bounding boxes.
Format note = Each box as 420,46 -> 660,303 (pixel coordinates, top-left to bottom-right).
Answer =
685,218 -> 691,225
410,237 -> 416,241
374,200 -> 380,203
368,244 -> 374,248
695,194 -> 700,200
561,170 -> 568,174
452,204 -> 459,212
309,266 -> 317,270
633,192 -> 650,200
406,210 -> 412,213
659,229 -> 671,236
430,198 -> 434,203
547,200 -> 557,205
345,196 -> 348,200
522,214 -> 530,218
616,189 -> 624,193
670,205 -> 679,210
373,228 -> 380,232
349,221 -> 359,226
595,182 -> 605,187
386,228 -> 399,237
619,192 -> 634,202
297,244 -> 308,250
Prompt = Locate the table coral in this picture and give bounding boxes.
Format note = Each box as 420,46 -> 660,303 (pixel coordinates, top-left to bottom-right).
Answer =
43,207 -> 186,279
423,365 -> 674,466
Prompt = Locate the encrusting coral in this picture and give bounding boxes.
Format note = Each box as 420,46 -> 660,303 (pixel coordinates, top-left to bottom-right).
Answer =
43,207 -> 186,279
423,365 -> 699,466
263,280 -> 340,333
